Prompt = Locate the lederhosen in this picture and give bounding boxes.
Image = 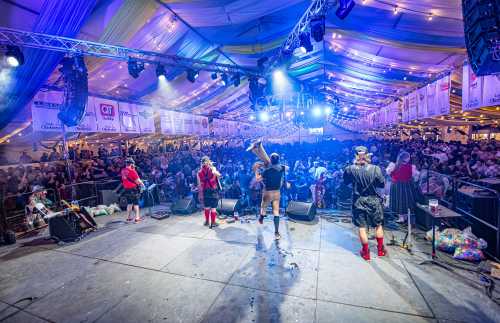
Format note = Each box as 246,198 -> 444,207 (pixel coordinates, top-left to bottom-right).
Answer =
199,166 -> 220,208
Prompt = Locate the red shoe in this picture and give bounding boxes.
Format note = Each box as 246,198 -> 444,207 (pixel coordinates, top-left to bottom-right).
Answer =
360,249 -> 371,261
378,246 -> 387,257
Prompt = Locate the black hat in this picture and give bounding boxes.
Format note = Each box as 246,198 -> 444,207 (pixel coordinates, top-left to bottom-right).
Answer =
125,158 -> 135,165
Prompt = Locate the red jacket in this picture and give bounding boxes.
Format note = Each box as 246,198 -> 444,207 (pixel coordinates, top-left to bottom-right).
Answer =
391,164 -> 412,183
198,165 -> 218,191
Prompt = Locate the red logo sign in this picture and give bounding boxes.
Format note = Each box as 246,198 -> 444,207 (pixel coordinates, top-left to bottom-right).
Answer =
100,104 -> 115,117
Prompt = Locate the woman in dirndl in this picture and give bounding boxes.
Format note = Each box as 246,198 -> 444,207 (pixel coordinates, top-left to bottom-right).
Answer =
386,151 -> 420,223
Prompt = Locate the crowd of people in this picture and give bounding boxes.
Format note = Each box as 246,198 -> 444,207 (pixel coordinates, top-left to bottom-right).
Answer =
1,138 -> 499,216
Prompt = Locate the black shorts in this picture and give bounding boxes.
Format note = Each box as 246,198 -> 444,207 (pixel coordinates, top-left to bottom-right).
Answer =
203,189 -> 219,209
124,188 -> 140,205
352,196 -> 383,228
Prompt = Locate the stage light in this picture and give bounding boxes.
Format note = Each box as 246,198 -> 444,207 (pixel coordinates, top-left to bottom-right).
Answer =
211,72 -> 218,80
342,106 -> 349,112
232,73 -> 241,87
249,115 -> 256,121
393,6 -> 399,15
5,46 -> 24,67
128,58 -> 144,79
186,69 -> 199,83
299,32 -> 313,53
312,106 -> 322,117
310,16 -> 325,42
156,64 -> 166,81
258,110 -> 270,122
427,13 -> 433,21
273,69 -> 285,83
336,0 -> 355,20
221,73 -> 229,86
324,106 -> 332,115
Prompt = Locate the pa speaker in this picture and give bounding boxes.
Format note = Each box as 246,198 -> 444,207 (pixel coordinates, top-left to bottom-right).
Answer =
217,199 -> 240,215
48,213 -> 83,243
100,190 -> 119,206
286,201 -> 316,221
462,0 -> 500,76
171,197 -> 196,215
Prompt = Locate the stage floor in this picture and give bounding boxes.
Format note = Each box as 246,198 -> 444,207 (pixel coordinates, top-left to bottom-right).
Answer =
0,207 -> 499,323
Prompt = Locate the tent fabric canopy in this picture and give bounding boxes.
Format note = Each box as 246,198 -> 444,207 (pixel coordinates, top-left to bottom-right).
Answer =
0,0 -> 467,137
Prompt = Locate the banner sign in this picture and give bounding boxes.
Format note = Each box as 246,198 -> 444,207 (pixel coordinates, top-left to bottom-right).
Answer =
426,81 -> 439,117
483,73 -> 500,107
95,98 -> 120,133
137,105 -> 155,134
402,97 -> 409,123
119,102 -> 140,133
67,96 -> 97,133
462,64 -> 482,111
437,75 -> 451,116
160,110 -> 209,136
31,91 -> 63,132
408,92 -> 418,121
417,87 -> 427,119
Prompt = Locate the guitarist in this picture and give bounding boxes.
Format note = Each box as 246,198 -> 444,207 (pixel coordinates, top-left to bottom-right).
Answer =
121,158 -> 145,223
197,156 -> 221,229
343,146 -> 386,261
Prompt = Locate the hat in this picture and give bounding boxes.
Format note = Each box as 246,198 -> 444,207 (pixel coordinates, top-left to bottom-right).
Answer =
201,156 -> 211,164
33,185 -> 45,192
125,158 -> 135,165
354,146 -> 368,154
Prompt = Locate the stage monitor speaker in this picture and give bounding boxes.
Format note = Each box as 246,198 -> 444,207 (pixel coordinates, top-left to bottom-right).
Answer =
462,0 -> 500,76
100,190 -> 119,206
217,199 -> 240,215
171,197 -> 196,215
48,213 -> 83,243
286,201 -> 316,221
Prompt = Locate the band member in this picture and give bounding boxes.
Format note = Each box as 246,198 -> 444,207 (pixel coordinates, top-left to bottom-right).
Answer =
343,146 -> 386,261
121,158 -> 145,223
197,156 -> 221,229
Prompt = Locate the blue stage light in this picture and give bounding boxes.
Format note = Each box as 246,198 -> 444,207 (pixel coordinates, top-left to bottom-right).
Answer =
324,106 -> 332,115
258,111 -> 270,122
312,106 -> 322,117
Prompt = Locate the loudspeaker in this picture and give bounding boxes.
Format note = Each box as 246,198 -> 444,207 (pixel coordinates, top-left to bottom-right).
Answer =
462,0 -> 500,76
171,197 -> 196,215
217,199 -> 240,215
58,56 -> 89,127
286,201 -> 316,221
100,190 -> 119,205
2,230 -> 16,245
48,212 -> 83,242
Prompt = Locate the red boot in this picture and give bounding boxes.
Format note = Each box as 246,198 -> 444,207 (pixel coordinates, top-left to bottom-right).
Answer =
360,243 -> 370,261
376,237 -> 387,257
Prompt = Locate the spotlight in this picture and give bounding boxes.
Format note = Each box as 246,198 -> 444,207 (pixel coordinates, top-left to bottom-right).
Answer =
273,69 -> 285,83
221,73 -> 229,86
299,32 -> 313,53
5,46 -> 24,67
324,106 -> 332,115
310,16 -> 325,42
186,69 -> 199,83
312,106 -> 322,117
258,110 -> 270,122
336,0 -> 355,20
249,115 -> 256,121
393,6 -> 399,15
156,64 -> 166,80
427,13 -> 433,21
128,58 -> 144,79
232,73 -> 241,87
342,106 -> 349,112
211,72 -> 218,80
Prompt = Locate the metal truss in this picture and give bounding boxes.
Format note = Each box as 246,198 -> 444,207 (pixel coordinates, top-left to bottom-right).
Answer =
0,27 -> 260,76
273,0 -> 330,65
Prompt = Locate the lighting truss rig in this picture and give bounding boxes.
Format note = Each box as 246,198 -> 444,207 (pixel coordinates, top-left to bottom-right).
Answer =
0,27 -> 260,76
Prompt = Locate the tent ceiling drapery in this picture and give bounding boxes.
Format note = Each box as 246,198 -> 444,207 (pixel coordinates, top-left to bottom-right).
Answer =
0,0 -> 481,142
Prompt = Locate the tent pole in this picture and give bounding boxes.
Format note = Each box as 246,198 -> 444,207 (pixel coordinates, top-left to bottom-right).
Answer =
61,125 -> 71,183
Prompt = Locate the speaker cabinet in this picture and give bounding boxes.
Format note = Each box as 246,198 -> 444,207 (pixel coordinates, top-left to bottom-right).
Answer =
48,213 -> 83,243
462,0 -> 500,76
217,199 -> 241,215
100,190 -> 119,206
286,201 -> 316,221
171,197 -> 196,215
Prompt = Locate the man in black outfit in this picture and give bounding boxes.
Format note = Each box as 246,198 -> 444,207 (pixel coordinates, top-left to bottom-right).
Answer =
259,153 -> 286,240
343,146 -> 387,261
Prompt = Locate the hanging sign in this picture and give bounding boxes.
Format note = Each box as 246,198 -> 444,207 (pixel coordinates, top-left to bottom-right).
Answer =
67,96 -> 97,133
436,75 -> 451,116
95,98 -> 120,133
462,64 -> 483,111
483,73 -> 500,107
31,91 -> 63,132
119,102 -> 140,133
417,87 -> 427,119
408,91 -> 418,120
426,81 -> 439,117
137,105 -> 155,134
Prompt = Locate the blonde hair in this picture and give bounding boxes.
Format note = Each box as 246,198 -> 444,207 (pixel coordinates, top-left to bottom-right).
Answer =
354,153 -> 371,165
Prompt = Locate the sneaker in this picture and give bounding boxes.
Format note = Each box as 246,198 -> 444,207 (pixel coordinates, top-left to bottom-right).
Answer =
258,215 -> 264,224
378,246 -> 387,257
274,232 -> 281,240
359,249 -> 371,261
204,220 -> 209,226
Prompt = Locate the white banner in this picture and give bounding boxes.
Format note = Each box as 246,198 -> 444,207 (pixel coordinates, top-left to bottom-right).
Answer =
462,64 -> 482,111
67,96 -> 97,133
95,98 -> 120,133
426,81 -> 439,117
483,73 -> 500,107
31,91 -> 63,132
137,105 -> 155,134
417,86 -> 427,119
402,96 -> 409,123
437,75 -> 451,116
408,92 -> 418,120
119,102 -> 140,133
160,110 -> 175,135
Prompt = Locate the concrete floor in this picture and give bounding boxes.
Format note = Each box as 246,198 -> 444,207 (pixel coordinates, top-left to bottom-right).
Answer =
0,207 -> 499,323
